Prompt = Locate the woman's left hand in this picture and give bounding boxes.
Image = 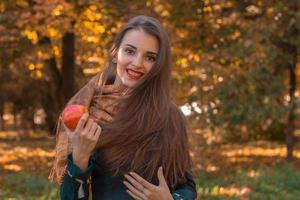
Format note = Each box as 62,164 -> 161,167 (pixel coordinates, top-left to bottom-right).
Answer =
123,167 -> 173,200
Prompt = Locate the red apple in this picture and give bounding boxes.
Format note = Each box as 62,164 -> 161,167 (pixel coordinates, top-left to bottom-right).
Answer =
61,104 -> 88,131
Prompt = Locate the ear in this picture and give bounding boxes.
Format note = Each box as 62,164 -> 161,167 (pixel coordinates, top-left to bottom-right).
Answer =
112,57 -> 117,64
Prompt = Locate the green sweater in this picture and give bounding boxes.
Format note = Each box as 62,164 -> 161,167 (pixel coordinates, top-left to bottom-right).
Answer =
60,152 -> 197,200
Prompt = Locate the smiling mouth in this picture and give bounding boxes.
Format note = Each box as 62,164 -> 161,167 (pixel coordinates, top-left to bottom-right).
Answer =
126,69 -> 144,80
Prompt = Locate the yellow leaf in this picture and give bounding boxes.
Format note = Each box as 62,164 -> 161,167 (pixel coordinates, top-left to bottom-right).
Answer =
36,70 -> 43,78
22,29 -> 38,44
231,31 -> 241,40
225,1 -> 233,8
0,2 -> 5,12
85,36 -> 99,43
94,24 -> 105,33
36,63 -> 43,69
203,6 -> 213,13
52,4 -> 63,16
3,164 -> 22,171
28,64 -> 35,71
267,8 -> 273,16
213,4 -> 222,11
161,10 -> 170,17
53,46 -> 60,57
194,55 -> 201,62
176,58 -> 188,68
83,5 -> 102,21
47,27 -> 59,38
89,5 -> 97,11
146,0 -> 152,7
154,4 -> 164,13
15,0 -> 28,8
203,0 -> 210,5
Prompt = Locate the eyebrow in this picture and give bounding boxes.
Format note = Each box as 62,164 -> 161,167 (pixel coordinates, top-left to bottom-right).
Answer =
124,44 -> 158,55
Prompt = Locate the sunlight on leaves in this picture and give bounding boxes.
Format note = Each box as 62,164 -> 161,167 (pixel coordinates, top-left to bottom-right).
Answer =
28,63 -> 35,71
35,70 -> 43,78
206,164 -> 219,172
0,146 -> 54,166
83,5 -> 102,21
85,36 -> 100,43
247,170 -> 260,178
15,0 -> 28,8
203,6 -> 213,13
83,67 -> 102,75
230,30 -> 241,40
53,45 -> 60,57
22,29 -> 38,44
203,0 -> 210,5
213,4 -> 222,11
46,27 -> 60,38
225,1 -> 233,8
176,57 -> 188,68
52,4 -> 63,16
227,157 -> 254,163
3,164 -> 22,172
198,185 -> 251,197
83,21 -> 105,34
222,147 -> 287,158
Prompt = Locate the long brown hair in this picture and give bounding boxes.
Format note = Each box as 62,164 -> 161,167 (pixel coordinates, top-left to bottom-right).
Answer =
96,15 -> 192,189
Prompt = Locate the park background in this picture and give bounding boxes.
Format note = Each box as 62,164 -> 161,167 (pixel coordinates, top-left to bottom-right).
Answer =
1,0 -> 300,199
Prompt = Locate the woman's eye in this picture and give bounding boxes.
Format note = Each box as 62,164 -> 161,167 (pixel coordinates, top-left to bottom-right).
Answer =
124,48 -> 135,55
146,55 -> 156,62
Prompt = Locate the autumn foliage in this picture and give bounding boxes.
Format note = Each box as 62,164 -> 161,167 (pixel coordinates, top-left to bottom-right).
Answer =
0,0 -> 299,160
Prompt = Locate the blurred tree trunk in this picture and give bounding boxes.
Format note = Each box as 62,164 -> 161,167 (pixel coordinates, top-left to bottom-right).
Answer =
286,53 -> 297,162
12,104 -> 17,130
283,0 -> 298,162
29,107 -> 36,130
61,30 -> 75,104
271,0 -> 299,162
43,54 -> 63,133
0,98 -> 4,130
38,29 -> 76,133
37,37 -> 62,133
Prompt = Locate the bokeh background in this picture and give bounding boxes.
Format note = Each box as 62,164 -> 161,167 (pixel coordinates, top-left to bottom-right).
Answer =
1,0 -> 300,199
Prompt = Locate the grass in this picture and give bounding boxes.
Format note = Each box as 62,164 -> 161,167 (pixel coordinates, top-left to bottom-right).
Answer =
2,130 -> 300,199
1,172 -> 59,200
1,164 -> 300,199
197,164 -> 300,200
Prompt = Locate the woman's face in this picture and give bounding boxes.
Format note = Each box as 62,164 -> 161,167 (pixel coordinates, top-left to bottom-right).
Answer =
114,29 -> 159,88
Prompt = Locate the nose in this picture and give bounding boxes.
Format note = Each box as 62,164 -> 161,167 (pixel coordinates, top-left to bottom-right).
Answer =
132,54 -> 143,68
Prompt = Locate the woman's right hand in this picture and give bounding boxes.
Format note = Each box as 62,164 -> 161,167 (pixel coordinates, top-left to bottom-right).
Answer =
62,113 -> 101,170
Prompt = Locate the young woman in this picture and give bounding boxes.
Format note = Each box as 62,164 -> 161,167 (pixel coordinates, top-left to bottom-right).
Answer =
49,15 -> 197,200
